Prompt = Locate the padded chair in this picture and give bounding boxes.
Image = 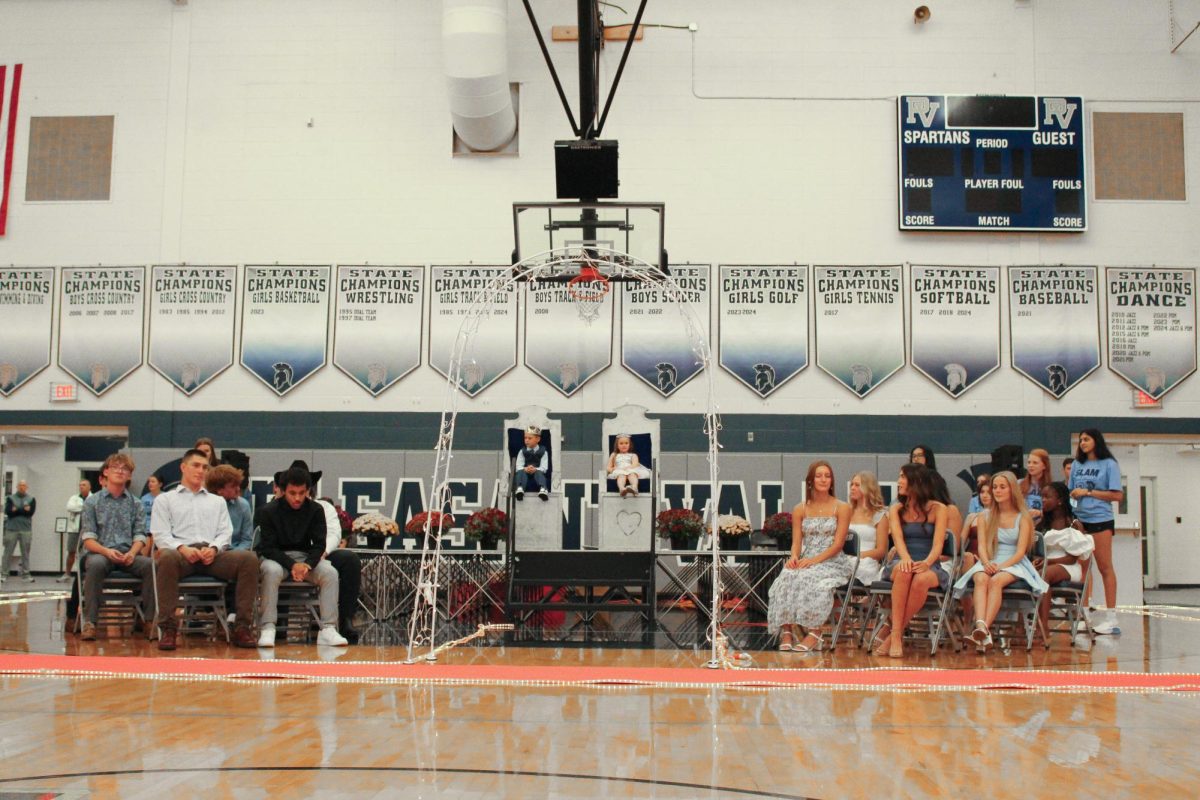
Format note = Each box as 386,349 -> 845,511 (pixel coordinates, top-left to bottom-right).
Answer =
503,406 -> 564,552
863,531 -> 961,656
595,404 -> 659,552
75,553 -> 149,636
149,545 -> 232,643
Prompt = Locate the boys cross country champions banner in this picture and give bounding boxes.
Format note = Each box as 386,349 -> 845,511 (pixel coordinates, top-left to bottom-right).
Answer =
909,265 -> 1000,397
0,268 -> 54,396
1008,266 -> 1100,398
240,266 -> 330,396
718,265 -> 808,398
149,266 -> 236,396
58,267 -> 145,396
428,266 -> 517,397
524,281 -> 613,396
814,265 -> 905,397
334,266 -> 424,397
1106,267 -> 1196,399
621,264 -> 710,397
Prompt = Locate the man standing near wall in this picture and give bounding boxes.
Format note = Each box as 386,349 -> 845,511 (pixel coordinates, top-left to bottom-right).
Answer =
3,480 -> 36,582
61,478 -> 92,582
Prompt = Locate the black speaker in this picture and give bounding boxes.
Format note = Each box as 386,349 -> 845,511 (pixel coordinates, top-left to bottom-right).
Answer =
555,139 -> 619,199
990,444 -> 1025,478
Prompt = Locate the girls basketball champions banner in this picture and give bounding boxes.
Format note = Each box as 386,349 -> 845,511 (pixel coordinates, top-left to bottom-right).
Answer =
59,267 -> 146,396
524,281 -> 613,396
909,265 -> 1000,397
1106,267 -> 1196,399
0,268 -> 53,396
621,264 -> 709,397
334,266 -> 424,396
814,265 -> 904,397
149,266 -> 236,395
428,266 -> 517,397
1008,266 -> 1100,398
718,265 -> 808,398
240,266 -> 330,396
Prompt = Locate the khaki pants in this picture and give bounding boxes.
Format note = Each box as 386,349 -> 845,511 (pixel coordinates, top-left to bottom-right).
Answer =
155,548 -> 259,628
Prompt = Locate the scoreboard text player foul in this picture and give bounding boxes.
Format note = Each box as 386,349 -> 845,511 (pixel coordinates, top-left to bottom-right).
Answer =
898,94 -> 1086,233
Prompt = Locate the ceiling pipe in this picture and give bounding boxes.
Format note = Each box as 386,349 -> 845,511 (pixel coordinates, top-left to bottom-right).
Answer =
443,0 -> 517,151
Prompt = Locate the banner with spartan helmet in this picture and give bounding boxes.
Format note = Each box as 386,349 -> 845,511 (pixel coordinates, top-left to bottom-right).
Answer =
621,264 -> 710,397
240,266 -> 330,396
909,265 -> 1000,397
58,267 -> 146,396
814,265 -> 905,398
427,266 -> 517,397
1008,266 -> 1100,398
0,268 -> 54,396
1105,267 -> 1196,400
524,280 -> 613,396
148,266 -> 236,396
333,266 -> 424,396
718,265 -> 808,397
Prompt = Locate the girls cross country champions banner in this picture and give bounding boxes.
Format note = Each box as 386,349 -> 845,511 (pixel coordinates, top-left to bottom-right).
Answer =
149,266 -> 236,395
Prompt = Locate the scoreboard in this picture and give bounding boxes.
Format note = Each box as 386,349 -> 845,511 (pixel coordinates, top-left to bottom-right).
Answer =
898,94 -> 1086,232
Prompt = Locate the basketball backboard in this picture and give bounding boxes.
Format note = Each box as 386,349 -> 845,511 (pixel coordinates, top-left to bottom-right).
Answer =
512,201 -> 665,271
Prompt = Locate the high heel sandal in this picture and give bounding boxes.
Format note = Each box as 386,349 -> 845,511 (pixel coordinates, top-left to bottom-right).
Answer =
778,632 -> 794,652
969,620 -> 990,653
795,632 -> 825,653
868,624 -> 891,653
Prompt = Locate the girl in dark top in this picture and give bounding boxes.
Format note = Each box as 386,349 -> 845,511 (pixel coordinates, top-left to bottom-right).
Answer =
908,445 -> 937,472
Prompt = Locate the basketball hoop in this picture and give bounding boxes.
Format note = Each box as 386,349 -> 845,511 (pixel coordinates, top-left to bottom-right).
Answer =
566,261 -> 611,324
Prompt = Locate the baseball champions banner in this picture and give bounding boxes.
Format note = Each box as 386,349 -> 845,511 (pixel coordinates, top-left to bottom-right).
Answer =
1008,266 -> 1100,398
814,265 -> 905,397
58,267 -> 145,396
1106,267 -> 1196,399
428,266 -> 517,397
0,268 -> 54,396
621,264 -> 709,397
240,266 -> 330,396
149,266 -> 236,395
909,265 -> 1000,397
524,282 -> 613,396
334,266 -> 424,396
718,265 -> 808,397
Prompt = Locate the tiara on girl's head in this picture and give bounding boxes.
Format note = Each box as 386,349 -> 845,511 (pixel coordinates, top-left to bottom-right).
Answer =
615,433 -> 632,440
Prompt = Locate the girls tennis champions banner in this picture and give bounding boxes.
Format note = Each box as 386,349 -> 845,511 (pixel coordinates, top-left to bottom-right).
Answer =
334,266 -> 424,396
1106,267 -> 1196,399
428,266 -> 517,397
814,265 -> 904,397
621,264 -> 709,397
0,268 -> 53,396
1008,266 -> 1100,398
240,266 -> 330,396
58,267 -> 145,396
149,266 -> 236,395
524,281 -> 613,396
718,265 -> 807,397
909,265 -> 1000,397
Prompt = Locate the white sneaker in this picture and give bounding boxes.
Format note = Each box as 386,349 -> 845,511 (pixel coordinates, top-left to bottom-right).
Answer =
317,626 -> 349,647
1092,611 -> 1121,636
257,624 -> 276,648
56,573 -> 72,583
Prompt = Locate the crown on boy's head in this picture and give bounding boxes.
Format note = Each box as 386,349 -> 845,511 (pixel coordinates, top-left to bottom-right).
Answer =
616,432 -> 632,438
525,425 -> 542,437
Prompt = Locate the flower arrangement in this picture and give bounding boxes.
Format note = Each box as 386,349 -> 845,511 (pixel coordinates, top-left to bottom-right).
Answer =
351,512 -> 399,537
655,508 -> 705,540
464,507 -> 508,543
763,512 -> 794,538
716,514 -> 752,537
404,510 -> 455,536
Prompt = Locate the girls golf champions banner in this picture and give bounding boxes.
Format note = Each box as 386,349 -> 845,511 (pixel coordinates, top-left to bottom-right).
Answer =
334,266 -> 424,396
524,281 -> 613,396
1008,266 -> 1100,398
814,266 -> 904,397
58,267 -> 146,396
621,264 -> 709,397
149,266 -> 236,395
1106,267 -> 1196,399
0,268 -> 53,396
428,266 -> 517,397
240,266 -> 330,396
718,265 -> 807,397
909,265 -> 1000,397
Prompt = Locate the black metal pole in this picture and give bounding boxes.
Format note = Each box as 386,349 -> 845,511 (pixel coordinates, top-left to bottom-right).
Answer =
577,0 -> 600,246
596,0 -> 649,136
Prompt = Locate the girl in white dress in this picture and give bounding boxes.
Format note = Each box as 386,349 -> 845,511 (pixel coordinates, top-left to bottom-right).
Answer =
848,471 -> 889,585
1036,481 -> 1093,635
607,434 -> 651,497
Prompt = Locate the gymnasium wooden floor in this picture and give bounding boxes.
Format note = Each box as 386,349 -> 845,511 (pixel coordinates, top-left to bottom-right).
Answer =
2,579 -> 1199,798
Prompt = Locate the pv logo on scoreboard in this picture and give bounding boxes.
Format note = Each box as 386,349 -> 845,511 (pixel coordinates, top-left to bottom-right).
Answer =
1042,97 -> 1077,129
905,96 -> 940,128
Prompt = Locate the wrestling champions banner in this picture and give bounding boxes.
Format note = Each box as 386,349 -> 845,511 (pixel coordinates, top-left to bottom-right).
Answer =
909,265 -> 1000,397
524,281 -> 613,396
1008,266 -> 1100,398
0,268 -> 53,396
59,267 -> 146,396
1106,267 -> 1196,399
240,266 -> 330,396
814,265 -> 904,397
718,266 -> 807,397
428,266 -> 517,397
149,266 -> 236,395
334,266 -> 424,396
621,264 -> 709,397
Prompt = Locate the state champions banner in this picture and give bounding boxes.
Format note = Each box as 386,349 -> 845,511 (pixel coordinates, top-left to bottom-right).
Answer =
1008,266 -> 1100,398
718,265 -> 807,397
240,266 -> 330,396
1106,267 -> 1196,399
58,267 -> 145,396
524,281 -> 613,396
149,266 -> 236,395
909,265 -> 1000,397
0,268 -> 54,396
428,266 -> 517,397
814,265 -> 904,397
334,266 -> 424,396
621,264 -> 709,397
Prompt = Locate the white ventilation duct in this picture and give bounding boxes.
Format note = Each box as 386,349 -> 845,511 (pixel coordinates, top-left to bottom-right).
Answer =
443,0 -> 517,152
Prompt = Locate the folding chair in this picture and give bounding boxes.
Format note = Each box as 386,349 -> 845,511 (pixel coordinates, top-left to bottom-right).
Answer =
149,545 -> 232,643
828,531 -> 863,649
1046,550 -> 1095,647
75,553 -> 148,636
863,532 -> 961,656
994,532 -> 1050,652
275,580 -> 323,642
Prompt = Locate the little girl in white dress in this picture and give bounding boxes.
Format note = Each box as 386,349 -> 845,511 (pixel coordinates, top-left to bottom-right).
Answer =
607,434 -> 651,497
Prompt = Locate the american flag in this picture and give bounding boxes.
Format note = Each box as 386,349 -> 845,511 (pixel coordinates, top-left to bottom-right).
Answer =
0,63 -> 22,237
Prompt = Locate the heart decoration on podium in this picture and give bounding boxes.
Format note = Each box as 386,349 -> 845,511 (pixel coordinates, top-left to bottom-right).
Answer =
617,510 -> 642,537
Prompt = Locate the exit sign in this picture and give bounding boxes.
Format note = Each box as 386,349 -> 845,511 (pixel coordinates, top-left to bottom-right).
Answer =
1132,389 -> 1162,409
49,382 -> 79,402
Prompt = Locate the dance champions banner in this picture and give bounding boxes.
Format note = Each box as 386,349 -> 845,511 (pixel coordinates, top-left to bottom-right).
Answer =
240,266 -> 330,396
718,265 -> 807,397
428,266 -> 517,397
334,266 -> 424,396
621,264 -> 709,397
1106,268 -> 1196,399
909,265 -> 1000,397
149,266 -> 236,395
0,268 -> 53,396
58,267 -> 146,396
814,265 -> 904,397
524,281 -> 613,396
1008,266 -> 1100,398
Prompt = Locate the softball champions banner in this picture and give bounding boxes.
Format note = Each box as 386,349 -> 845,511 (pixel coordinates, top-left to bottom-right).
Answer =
240,266 -> 330,396
1008,266 -> 1100,398
524,282 -> 613,396
58,267 -> 145,396
1106,268 -> 1196,399
0,268 -> 53,396
149,266 -> 236,395
334,266 -> 424,396
814,266 -> 904,397
428,266 -> 517,397
718,266 -> 807,397
621,264 -> 709,397
909,265 -> 1000,397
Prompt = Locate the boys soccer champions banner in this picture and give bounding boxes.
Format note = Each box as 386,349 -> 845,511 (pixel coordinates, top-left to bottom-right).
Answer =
334,266 -> 424,396
1106,268 -> 1196,399
149,266 -> 236,395
524,281 -> 613,396
0,268 -> 53,396
621,264 -> 710,397
1008,266 -> 1100,398
814,266 -> 904,397
58,267 -> 145,396
428,266 -> 517,397
240,266 -> 330,396
909,265 -> 1000,397
718,265 -> 808,398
